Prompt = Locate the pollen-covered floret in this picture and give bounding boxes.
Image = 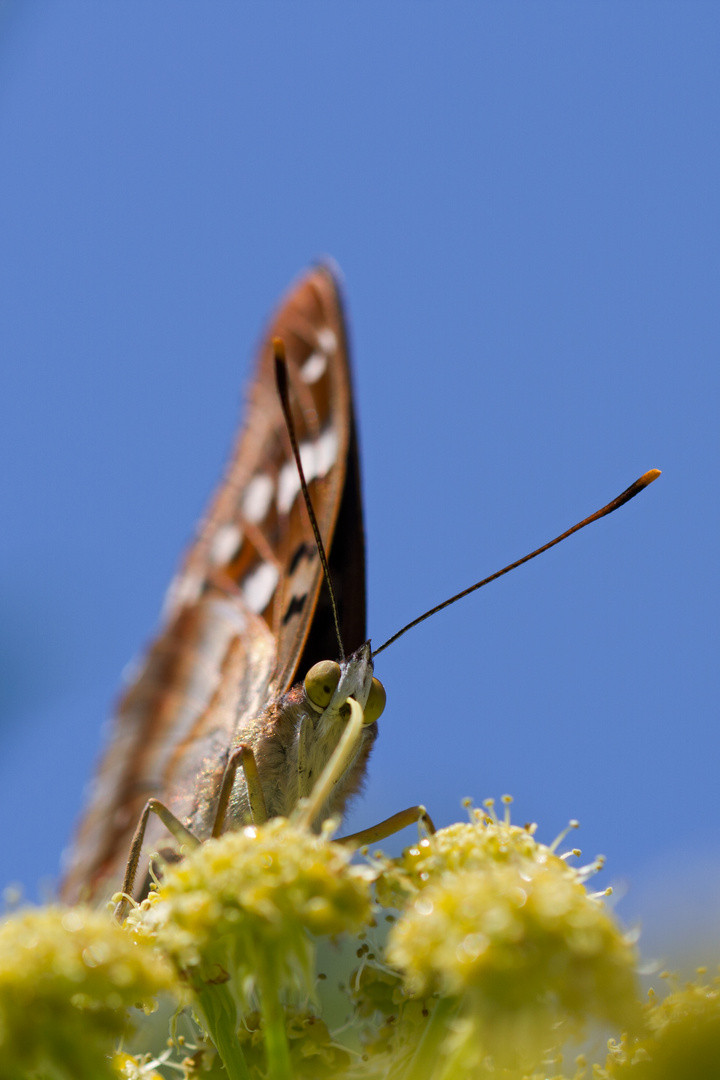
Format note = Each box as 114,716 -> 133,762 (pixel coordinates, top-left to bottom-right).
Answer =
141,817 -> 373,988
0,905 -> 176,1080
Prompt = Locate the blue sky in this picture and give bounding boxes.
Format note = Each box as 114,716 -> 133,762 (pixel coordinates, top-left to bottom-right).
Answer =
0,4 -> 718,955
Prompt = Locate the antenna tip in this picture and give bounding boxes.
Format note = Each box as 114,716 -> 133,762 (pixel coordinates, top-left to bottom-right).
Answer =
638,468 -> 662,487
273,338 -> 289,398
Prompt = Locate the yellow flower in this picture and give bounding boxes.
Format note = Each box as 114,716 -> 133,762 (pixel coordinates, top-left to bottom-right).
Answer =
376,805 -> 581,910
603,975 -> 720,1079
389,862 -> 636,1019
0,905 -> 176,1080
383,806 -> 640,1070
143,817 -> 373,987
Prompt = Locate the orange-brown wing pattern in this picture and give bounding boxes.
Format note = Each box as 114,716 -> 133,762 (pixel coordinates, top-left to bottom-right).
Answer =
61,266 -> 365,903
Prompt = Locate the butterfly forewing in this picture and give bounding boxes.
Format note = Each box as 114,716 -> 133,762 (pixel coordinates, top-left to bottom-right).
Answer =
61,266 -> 365,903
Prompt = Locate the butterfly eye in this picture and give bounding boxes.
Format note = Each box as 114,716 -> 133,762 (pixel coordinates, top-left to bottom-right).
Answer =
363,677 -> 386,725
304,660 -> 342,708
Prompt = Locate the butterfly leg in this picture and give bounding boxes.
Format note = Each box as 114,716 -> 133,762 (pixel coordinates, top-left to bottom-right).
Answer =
212,744 -> 268,837
114,798 -> 201,920
337,805 -> 436,848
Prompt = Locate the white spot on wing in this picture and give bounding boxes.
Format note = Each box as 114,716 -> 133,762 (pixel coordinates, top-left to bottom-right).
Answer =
276,426 -> 338,514
209,522 -> 243,565
317,327 -> 337,354
162,571 -> 203,619
315,427 -> 338,475
146,596 -> 252,784
277,460 -> 301,515
242,562 -> 279,613
300,351 -> 327,384
241,473 -> 274,524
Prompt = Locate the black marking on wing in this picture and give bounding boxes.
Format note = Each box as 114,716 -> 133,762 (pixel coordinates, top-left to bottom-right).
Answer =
283,593 -> 308,624
289,542 -> 313,575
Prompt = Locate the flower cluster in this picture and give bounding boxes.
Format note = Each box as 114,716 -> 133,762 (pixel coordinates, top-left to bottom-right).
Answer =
0,905 -> 176,1080
601,972 -> 720,1079
381,802 -> 639,1072
8,801 -> 709,1080
137,817 -> 373,985
129,816 -> 373,1079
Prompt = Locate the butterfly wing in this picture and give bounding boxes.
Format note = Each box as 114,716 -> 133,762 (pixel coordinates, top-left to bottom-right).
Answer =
61,265 -> 366,903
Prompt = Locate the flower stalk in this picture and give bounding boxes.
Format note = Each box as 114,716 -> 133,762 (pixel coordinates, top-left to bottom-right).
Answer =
193,977 -> 252,1080
400,995 -> 457,1080
254,964 -> 293,1080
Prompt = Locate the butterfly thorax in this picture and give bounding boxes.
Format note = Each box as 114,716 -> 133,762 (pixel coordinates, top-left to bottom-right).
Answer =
224,644 -> 377,829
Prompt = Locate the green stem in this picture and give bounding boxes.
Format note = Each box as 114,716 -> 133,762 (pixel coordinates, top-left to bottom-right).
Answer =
194,978 -> 251,1080
256,965 -> 293,1080
434,1023 -> 474,1080
401,996 -> 457,1080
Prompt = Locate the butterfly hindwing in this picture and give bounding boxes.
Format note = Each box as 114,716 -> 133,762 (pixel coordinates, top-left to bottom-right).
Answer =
61,265 -> 365,903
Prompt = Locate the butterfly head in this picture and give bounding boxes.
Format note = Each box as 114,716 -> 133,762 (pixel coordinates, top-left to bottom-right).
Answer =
303,643 -> 386,728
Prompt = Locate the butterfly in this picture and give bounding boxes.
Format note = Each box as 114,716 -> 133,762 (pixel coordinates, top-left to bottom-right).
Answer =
61,264 -> 394,905
60,264 -> 660,906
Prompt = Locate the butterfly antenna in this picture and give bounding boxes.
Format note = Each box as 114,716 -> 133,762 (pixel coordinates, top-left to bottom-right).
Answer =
273,338 -> 345,661
373,468 -> 661,658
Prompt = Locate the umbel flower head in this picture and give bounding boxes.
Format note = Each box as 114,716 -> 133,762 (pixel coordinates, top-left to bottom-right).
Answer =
130,818 -> 374,1080
137,816 -> 373,993
384,800 -> 640,1069
602,971 -> 720,1079
0,905 -> 176,1080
